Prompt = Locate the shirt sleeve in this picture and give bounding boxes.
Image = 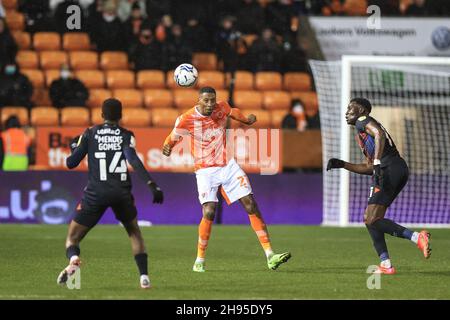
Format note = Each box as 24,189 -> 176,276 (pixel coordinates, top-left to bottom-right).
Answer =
66,129 -> 89,169
164,115 -> 187,147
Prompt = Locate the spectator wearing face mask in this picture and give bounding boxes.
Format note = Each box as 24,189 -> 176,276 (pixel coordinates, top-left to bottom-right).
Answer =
128,26 -> 163,71
282,99 -> 307,131
49,64 -> 89,108
123,2 -> 148,44
0,64 -> 33,109
89,0 -> 127,52
0,18 -> 17,72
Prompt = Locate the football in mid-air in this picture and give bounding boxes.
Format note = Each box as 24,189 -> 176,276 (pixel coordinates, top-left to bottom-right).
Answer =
174,63 -> 198,87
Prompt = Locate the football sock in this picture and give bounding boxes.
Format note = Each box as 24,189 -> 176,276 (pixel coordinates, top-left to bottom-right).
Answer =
197,218 -> 213,260
248,214 -> 274,258
366,224 -> 389,258
372,218 -> 410,239
134,253 -> 148,275
66,245 -> 80,260
402,229 -> 419,244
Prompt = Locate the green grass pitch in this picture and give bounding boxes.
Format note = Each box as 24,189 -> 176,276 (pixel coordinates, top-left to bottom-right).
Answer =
0,224 -> 449,299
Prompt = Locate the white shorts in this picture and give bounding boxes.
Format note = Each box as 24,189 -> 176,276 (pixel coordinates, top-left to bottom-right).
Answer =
195,159 -> 253,205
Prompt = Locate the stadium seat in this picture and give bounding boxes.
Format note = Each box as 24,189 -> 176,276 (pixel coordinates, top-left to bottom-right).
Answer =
226,71 -> 254,90
343,0 -> 367,15
215,89 -> 229,103
39,51 -> 68,69
244,109 -> 271,128
1,106 -> 29,125
90,107 -> 103,124
45,69 -> 61,87
113,89 -> 143,108
151,108 -> 179,127
31,107 -> 59,126
122,108 -> 151,127
233,90 -> 263,109
270,110 -> 288,128
283,72 -> 312,91
166,70 -> 180,89
87,89 -> 111,108
192,53 -> 217,71
143,89 -> 173,109
106,70 -> 135,89
12,31 -> 31,49
75,70 -> 105,88
3,0 -> 18,10
32,88 -> 51,106
263,91 -> 291,110
255,72 -> 282,91
290,91 -> 319,114
136,70 -> 165,89
69,51 -> 98,70
173,89 -> 198,109
100,52 -> 128,70
16,50 -> 38,69
33,32 -> 61,51
63,33 -> 90,51
196,71 -> 225,89
5,11 -> 25,31
60,107 -> 90,126
21,69 -> 44,88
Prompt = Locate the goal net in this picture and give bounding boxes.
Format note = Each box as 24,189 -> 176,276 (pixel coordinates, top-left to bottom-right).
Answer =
310,56 -> 450,227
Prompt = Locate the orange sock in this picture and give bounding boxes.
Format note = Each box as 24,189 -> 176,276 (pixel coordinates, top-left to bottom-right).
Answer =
197,218 -> 213,260
248,214 -> 273,258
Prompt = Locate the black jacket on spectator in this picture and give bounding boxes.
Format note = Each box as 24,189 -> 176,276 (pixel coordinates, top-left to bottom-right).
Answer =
49,78 -> 89,108
19,0 -> 53,32
0,24 -> 18,72
281,114 -> 297,129
89,15 -> 127,52
266,1 -> 296,36
162,34 -> 192,71
146,0 -> 171,22
236,0 -> 265,35
129,39 -> 163,71
248,37 -> 282,72
0,71 -> 33,109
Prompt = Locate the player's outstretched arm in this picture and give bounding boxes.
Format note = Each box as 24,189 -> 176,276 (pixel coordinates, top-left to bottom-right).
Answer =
66,134 -> 88,169
123,146 -> 164,204
230,108 -> 257,125
327,158 -> 373,175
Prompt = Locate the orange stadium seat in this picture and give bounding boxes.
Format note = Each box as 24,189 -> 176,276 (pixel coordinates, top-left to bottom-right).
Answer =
215,89 -> 229,103
33,32 -> 61,51
290,91 -> 319,114
113,89 -> 143,108
143,89 -> 173,109
3,0 -> 18,10
45,69 -> 61,87
60,107 -> 90,126
244,109 -> 271,128
75,70 -> 105,88
1,106 -> 29,125
32,88 -> 51,106
100,52 -> 128,70
192,53 -> 217,71
87,89 -> 111,108
173,89 -> 198,109
106,70 -> 135,89
151,108 -> 179,127
16,50 -> 38,69
343,0 -> 367,15
196,71 -> 225,89
5,11 -> 25,31
255,72 -> 282,91
122,109 -> 151,127
21,69 -> 44,88
136,70 -> 165,89
165,70 -> 177,89
226,71 -> 254,90
63,33 -> 90,51
263,91 -> 291,110
39,51 -> 68,69
270,110 -> 288,128
31,107 -> 59,126
90,107 -> 103,124
12,31 -> 31,49
283,72 -> 312,91
69,51 -> 98,70
233,90 -> 263,109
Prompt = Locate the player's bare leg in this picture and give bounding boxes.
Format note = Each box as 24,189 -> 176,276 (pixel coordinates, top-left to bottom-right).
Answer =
57,220 -> 90,285
365,204 -> 431,275
239,194 -> 291,270
123,218 -> 150,288
193,202 -> 216,272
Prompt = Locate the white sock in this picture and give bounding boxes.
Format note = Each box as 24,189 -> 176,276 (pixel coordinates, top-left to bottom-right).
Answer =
69,255 -> 79,264
265,249 -> 274,259
195,257 -> 205,264
381,259 -> 392,268
411,232 -> 419,244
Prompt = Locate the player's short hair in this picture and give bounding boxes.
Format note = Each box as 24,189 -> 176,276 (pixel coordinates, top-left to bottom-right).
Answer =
199,87 -> 216,95
350,97 -> 372,113
102,98 -> 122,121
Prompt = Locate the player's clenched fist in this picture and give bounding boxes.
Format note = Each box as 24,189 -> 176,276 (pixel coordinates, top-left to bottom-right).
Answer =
147,181 -> 164,204
326,158 -> 345,171
162,144 -> 172,157
247,114 -> 257,125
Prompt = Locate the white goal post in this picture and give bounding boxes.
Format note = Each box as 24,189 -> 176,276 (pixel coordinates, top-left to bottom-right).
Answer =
310,55 -> 450,228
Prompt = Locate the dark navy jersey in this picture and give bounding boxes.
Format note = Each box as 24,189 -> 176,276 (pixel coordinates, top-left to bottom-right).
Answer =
355,116 -> 400,164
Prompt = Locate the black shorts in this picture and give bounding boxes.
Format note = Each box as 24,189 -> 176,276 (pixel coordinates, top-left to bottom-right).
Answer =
368,157 -> 409,207
73,192 -> 138,228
